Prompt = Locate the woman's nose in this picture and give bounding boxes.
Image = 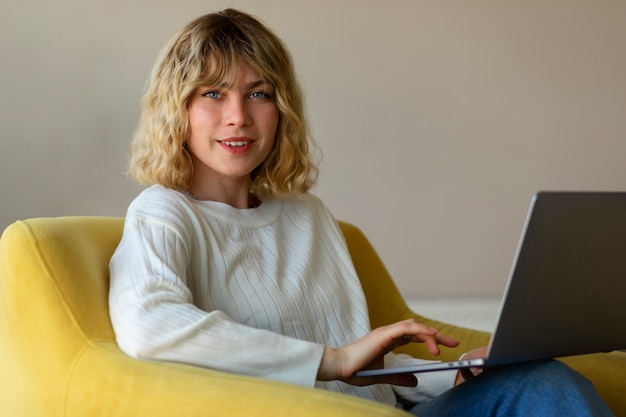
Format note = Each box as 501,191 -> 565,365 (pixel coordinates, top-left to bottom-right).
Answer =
224,97 -> 252,127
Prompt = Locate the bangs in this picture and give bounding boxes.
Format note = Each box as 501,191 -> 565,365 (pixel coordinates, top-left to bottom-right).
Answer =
195,52 -> 269,90
186,19 -> 275,91
196,51 -> 243,88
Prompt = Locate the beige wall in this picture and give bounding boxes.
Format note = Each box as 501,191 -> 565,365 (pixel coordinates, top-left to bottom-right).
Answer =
1,0 -> 625,298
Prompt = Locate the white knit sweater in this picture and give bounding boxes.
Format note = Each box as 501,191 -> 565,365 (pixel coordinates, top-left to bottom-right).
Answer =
109,185 -> 454,405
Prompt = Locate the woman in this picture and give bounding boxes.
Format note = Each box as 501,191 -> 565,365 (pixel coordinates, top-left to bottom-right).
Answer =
109,9 -> 613,416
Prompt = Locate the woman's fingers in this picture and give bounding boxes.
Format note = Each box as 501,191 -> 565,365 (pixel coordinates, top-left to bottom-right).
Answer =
320,319 -> 461,387
396,320 -> 460,355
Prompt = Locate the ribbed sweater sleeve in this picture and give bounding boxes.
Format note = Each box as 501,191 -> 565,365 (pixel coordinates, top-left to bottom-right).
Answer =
108,189 -> 324,387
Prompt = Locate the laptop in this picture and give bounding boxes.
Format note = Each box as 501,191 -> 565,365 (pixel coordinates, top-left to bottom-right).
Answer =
357,191 -> 626,377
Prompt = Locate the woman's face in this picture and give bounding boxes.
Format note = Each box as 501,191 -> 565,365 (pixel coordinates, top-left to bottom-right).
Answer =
186,60 -> 279,189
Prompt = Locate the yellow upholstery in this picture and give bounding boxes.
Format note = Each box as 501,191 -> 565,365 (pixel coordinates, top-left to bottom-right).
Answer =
1,217 -> 624,416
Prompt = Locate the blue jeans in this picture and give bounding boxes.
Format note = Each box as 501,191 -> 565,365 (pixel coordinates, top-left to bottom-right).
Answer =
409,360 -> 614,417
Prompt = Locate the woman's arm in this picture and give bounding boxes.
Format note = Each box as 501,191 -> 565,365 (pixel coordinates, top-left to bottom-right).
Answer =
109,216 -> 325,387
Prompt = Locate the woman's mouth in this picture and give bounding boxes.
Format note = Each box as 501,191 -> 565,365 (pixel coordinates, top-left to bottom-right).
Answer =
218,138 -> 254,154
222,140 -> 250,147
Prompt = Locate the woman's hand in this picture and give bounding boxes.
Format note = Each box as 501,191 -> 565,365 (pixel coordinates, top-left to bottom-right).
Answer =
454,346 -> 489,386
317,319 -> 459,387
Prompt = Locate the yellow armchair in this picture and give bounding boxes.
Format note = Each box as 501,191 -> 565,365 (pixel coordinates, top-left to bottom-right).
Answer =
1,217 -> 624,416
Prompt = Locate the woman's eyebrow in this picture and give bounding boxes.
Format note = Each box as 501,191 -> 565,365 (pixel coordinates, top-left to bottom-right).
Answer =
245,80 -> 271,89
215,79 -> 270,89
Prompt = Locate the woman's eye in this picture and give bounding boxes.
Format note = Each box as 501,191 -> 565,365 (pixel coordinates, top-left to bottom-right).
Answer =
203,90 -> 221,99
250,91 -> 273,99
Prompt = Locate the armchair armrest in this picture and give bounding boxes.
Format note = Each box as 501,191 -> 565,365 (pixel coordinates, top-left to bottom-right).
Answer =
66,341 -> 406,417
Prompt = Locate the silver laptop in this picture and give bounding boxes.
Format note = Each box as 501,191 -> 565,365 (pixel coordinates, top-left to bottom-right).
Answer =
357,192 -> 626,377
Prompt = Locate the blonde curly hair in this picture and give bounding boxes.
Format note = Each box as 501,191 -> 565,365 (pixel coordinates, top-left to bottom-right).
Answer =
128,9 -> 318,198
